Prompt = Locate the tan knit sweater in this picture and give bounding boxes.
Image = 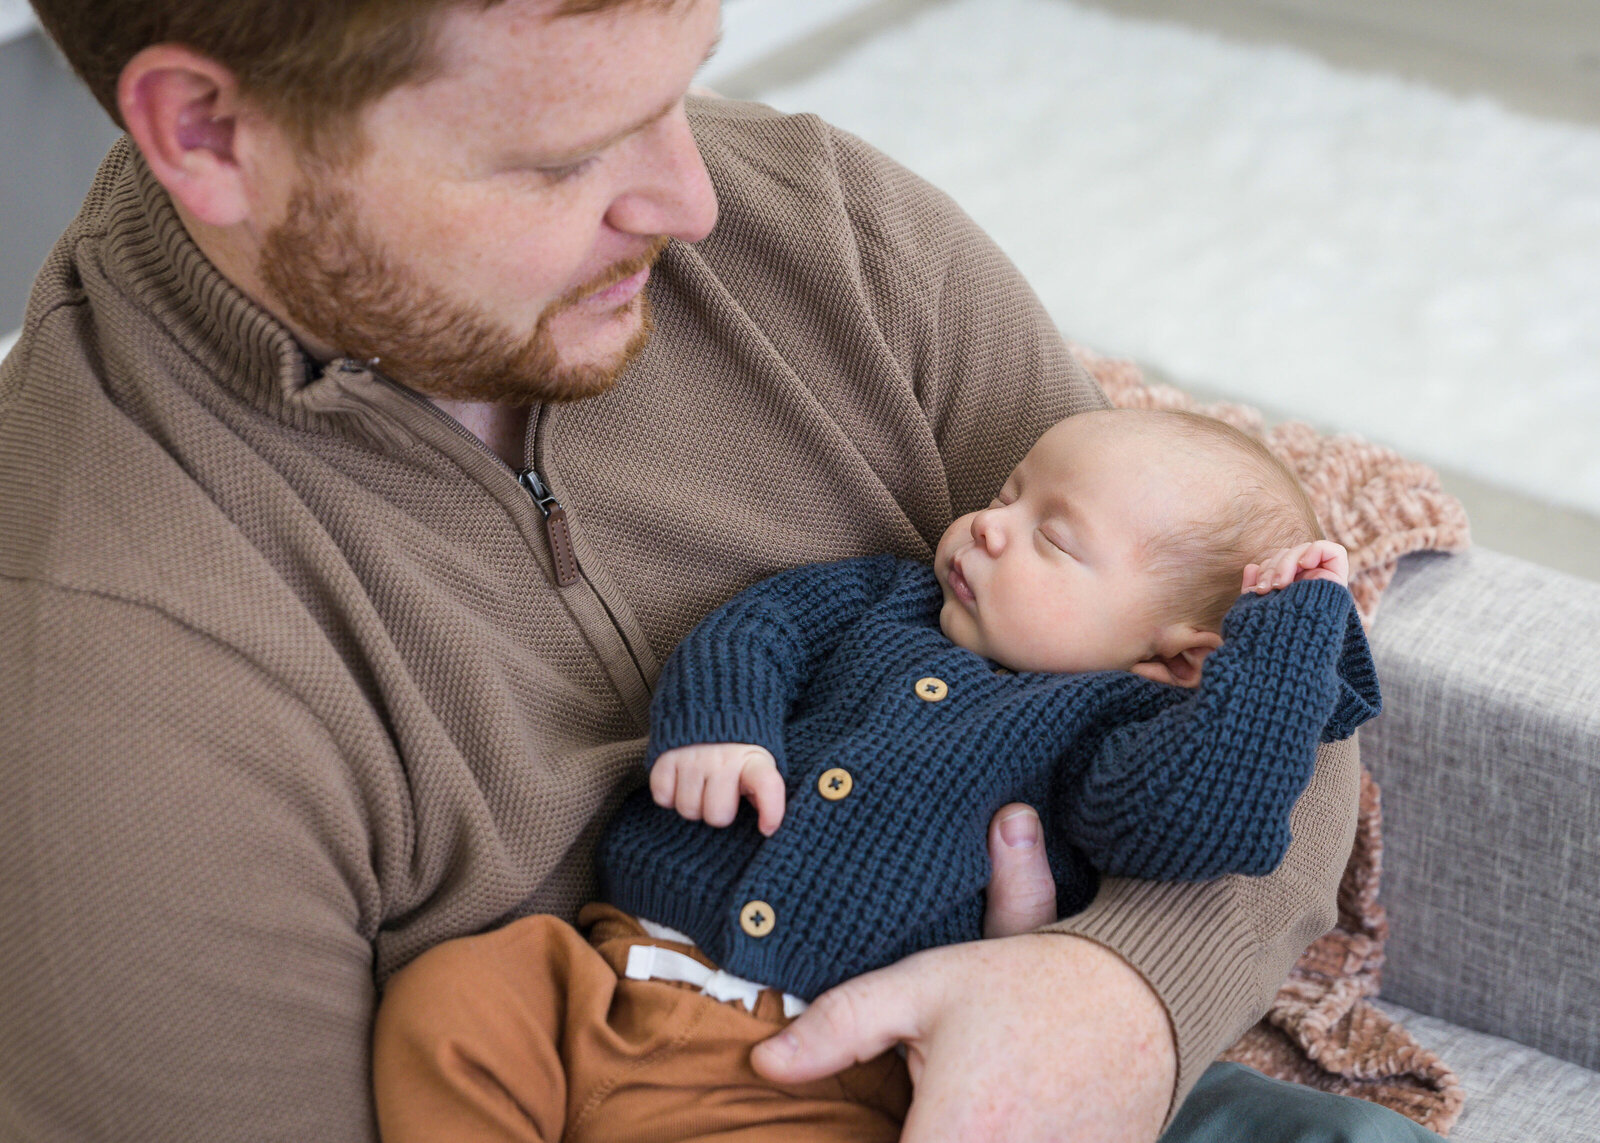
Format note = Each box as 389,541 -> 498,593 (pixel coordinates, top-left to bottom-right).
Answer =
0,98 -> 1358,1140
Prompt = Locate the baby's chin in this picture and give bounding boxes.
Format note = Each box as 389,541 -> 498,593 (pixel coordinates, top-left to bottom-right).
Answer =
937,597 -> 970,647
938,599 -> 998,662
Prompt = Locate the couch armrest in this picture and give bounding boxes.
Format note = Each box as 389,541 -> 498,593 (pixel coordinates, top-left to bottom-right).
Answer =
1362,548 -> 1600,1071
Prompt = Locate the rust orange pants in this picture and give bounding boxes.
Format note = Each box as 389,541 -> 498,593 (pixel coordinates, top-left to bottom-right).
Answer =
373,903 -> 912,1142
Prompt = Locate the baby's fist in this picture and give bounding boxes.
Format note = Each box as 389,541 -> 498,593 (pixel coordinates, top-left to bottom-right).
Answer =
1243,540 -> 1350,594
650,743 -> 786,836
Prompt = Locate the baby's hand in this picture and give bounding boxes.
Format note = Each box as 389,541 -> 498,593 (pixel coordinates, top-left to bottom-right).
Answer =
1242,540 -> 1350,594
650,743 -> 786,837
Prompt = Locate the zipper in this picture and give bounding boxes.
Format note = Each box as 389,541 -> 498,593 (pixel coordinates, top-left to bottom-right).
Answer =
523,405 -> 651,692
516,467 -> 580,587
336,358 -> 650,721
343,359 -> 579,588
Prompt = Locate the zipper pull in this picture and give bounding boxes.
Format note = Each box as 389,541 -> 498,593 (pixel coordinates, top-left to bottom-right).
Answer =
517,468 -> 580,587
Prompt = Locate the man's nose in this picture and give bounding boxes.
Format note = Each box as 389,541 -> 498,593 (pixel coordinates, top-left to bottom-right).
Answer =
604,108 -> 719,244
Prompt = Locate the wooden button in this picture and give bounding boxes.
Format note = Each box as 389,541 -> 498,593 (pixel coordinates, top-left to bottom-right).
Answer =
739,900 -> 776,938
915,676 -> 949,702
818,768 -> 854,800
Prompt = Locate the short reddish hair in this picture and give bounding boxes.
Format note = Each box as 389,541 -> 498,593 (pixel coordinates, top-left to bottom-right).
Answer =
29,0 -> 657,154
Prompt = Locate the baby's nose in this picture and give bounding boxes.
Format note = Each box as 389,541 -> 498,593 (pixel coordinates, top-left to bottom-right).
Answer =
972,509 -> 1005,554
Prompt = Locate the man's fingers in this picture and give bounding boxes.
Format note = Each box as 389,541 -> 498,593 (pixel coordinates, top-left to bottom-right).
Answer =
752,968 -> 922,1084
984,804 -> 1057,938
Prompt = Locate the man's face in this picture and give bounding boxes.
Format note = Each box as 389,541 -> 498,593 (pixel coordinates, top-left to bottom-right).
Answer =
258,0 -> 721,403
933,412 -> 1203,675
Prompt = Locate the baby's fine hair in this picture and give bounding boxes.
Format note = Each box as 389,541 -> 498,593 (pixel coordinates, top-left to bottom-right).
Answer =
1138,410 -> 1325,631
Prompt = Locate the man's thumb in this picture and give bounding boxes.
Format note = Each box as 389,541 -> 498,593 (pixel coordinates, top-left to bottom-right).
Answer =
751,970 -> 918,1083
984,803 -> 1057,938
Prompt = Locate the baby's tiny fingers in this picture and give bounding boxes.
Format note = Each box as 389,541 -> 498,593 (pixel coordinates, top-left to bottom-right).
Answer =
744,764 -> 788,836
674,766 -> 708,822
703,771 -> 742,827
650,757 -> 678,808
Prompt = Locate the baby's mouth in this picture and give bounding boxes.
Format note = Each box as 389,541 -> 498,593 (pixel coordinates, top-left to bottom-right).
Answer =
948,557 -> 977,605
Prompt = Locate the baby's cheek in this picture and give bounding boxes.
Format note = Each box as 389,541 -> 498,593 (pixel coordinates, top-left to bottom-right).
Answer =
1026,606 -> 1082,661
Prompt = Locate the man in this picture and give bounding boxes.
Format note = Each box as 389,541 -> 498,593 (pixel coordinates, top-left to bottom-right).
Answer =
0,0 -> 1433,1139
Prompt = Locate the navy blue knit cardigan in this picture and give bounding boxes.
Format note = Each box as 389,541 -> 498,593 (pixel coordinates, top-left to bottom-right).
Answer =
598,555 -> 1380,1000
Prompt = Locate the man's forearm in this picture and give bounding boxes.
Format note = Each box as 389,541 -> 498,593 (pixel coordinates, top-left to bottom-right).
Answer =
1045,736 -> 1361,1120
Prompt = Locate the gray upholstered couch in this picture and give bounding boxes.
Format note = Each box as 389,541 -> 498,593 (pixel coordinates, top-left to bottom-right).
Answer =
1361,548 -> 1600,1140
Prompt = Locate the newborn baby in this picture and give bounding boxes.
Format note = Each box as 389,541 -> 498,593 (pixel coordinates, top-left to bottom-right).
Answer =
606,407 -> 1378,999
374,407 -> 1380,1143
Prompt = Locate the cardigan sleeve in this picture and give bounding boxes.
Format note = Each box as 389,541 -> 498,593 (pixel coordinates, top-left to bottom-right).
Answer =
1056,578 -> 1380,882
646,555 -> 901,775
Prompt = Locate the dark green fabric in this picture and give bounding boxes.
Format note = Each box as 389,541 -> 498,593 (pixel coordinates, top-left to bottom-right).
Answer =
1162,1063 -> 1440,1142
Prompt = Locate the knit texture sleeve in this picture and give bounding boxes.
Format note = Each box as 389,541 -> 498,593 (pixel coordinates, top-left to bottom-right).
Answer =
1059,578 -> 1379,881
646,555 -> 900,774
0,581 -> 380,1142
1322,598 -> 1382,742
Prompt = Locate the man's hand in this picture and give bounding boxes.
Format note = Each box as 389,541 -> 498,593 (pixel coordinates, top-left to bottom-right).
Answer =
1243,539 -> 1350,595
752,803 -> 1177,1142
650,743 -> 786,836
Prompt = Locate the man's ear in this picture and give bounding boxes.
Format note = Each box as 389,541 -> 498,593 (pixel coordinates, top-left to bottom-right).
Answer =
117,44 -> 259,227
1129,627 -> 1223,689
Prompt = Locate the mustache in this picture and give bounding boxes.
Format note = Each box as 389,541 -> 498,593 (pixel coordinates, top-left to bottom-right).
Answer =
554,235 -> 673,310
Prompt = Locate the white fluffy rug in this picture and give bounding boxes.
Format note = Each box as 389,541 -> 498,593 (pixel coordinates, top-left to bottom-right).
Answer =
752,0 -> 1600,518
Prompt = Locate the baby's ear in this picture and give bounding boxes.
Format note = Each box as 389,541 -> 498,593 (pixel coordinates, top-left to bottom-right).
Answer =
1129,627 -> 1223,688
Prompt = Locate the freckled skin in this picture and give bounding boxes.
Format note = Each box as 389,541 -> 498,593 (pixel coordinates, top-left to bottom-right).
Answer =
235,0 -> 723,393
343,0 -> 721,373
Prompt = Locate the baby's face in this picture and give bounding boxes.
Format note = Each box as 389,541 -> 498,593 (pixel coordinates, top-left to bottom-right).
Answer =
934,412 -> 1201,675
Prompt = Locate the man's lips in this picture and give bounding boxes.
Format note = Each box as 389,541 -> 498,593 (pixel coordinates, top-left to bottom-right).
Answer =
580,266 -> 650,308
948,556 -> 977,605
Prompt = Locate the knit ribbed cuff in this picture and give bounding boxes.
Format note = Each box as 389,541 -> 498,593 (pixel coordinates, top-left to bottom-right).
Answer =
647,709 -> 788,775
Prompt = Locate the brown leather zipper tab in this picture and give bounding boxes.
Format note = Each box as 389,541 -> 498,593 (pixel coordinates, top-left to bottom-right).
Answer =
543,503 -> 579,587
517,468 -> 580,587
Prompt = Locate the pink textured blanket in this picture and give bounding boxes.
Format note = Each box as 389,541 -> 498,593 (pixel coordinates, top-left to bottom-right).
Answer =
1074,346 -> 1471,1135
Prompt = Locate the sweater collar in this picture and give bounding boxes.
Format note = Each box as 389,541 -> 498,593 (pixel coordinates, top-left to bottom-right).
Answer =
99,138 -> 411,444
